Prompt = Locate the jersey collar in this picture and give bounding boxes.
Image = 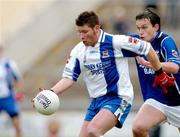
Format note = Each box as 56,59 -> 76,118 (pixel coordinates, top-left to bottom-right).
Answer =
98,29 -> 104,43
151,31 -> 163,43
92,29 -> 104,47
155,31 -> 163,39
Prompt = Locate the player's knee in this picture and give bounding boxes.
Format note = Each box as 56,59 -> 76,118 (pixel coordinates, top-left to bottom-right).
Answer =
87,124 -> 101,137
178,127 -> 180,132
87,127 -> 98,137
132,121 -> 148,135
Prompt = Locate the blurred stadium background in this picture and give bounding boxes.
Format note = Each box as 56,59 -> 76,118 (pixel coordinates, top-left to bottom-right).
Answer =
0,0 -> 180,137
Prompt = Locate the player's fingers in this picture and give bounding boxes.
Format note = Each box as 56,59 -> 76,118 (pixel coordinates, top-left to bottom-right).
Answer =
39,88 -> 44,91
136,56 -> 145,64
161,86 -> 168,94
153,79 -> 157,87
169,77 -> 175,81
15,92 -> 25,101
135,56 -> 141,63
167,81 -> 175,86
31,98 -> 35,108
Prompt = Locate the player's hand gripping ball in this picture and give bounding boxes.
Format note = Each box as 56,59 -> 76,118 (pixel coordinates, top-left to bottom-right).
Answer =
34,90 -> 60,115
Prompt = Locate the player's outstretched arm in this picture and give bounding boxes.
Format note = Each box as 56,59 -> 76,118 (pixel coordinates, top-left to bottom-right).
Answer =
136,56 -> 179,74
14,80 -> 25,101
146,46 -> 161,71
31,77 -> 74,109
152,68 -> 175,94
136,56 -> 152,68
50,77 -> 74,95
146,46 -> 175,93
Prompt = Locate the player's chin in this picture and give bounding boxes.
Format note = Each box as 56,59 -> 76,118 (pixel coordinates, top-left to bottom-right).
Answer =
140,37 -> 148,41
83,41 -> 90,46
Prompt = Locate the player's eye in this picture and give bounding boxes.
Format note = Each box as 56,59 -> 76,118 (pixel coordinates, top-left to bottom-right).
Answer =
137,27 -> 140,31
142,26 -> 148,29
82,30 -> 89,33
78,30 -> 88,35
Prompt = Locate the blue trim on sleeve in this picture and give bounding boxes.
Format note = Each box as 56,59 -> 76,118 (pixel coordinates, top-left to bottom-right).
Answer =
161,36 -> 180,66
121,49 -> 138,57
72,58 -> 81,81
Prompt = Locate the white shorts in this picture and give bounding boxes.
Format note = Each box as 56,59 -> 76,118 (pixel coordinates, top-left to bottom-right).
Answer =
144,99 -> 180,128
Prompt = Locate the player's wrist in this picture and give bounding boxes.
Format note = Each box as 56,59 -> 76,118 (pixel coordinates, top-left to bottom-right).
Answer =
49,89 -> 55,92
155,67 -> 163,75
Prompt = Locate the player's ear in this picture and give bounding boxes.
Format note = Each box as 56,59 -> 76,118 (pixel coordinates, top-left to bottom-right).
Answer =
154,24 -> 159,32
94,25 -> 100,32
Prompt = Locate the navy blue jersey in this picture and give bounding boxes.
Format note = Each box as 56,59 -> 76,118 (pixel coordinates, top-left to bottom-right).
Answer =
131,32 -> 180,106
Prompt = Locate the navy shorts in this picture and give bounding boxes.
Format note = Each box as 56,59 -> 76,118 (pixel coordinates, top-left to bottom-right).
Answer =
85,95 -> 131,128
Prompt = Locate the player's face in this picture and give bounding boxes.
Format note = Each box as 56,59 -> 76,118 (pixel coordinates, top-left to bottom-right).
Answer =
136,18 -> 159,42
77,24 -> 100,46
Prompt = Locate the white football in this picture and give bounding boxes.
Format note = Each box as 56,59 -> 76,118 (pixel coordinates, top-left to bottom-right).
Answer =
34,90 -> 60,115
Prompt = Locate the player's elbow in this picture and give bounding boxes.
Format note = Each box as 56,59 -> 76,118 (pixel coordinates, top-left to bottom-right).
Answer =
172,66 -> 179,74
173,65 -> 180,74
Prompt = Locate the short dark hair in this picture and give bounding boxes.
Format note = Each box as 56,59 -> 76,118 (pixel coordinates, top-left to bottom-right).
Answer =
136,9 -> 161,31
75,11 -> 99,28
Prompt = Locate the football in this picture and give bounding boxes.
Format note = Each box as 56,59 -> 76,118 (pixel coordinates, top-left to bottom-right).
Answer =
34,90 -> 60,115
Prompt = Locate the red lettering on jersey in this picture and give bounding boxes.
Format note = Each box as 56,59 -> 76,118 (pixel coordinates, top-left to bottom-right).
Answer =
134,38 -> 138,44
129,37 -> 139,44
103,51 -> 109,58
128,37 -> 133,43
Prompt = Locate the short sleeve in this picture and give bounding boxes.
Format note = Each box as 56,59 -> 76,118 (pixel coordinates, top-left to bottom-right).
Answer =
8,59 -> 22,81
113,35 -> 151,56
62,47 -> 81,81
162,37 -> 180,66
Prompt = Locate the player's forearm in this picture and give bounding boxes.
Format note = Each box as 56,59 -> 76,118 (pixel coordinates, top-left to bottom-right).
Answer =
161,62 -> 179,74
51,77 -> 74,95
14,80 -> 24,92
146,46 -> 161,71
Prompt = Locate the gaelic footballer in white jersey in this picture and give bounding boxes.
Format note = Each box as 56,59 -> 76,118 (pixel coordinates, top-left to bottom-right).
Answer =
63,30 -> 150,104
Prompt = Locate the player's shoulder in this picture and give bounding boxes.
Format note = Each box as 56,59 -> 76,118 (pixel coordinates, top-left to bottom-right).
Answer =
112,34 -> 140,44
101,31 -> 131,42
1,57 -> 13,64
112,34 -> 127,40
0,57 -> 17,70
157,32 -> 172,41
103,31 -> 113,37
128,34 -> 140,39
70,41 -> 85,57
159,32 -> 176,45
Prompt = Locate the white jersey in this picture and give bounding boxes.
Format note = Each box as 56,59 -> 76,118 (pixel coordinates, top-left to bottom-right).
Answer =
63,30 -> 150,102
0,57 -> 21,98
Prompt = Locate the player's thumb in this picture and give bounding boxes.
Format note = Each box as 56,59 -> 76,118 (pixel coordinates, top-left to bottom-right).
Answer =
167,77 -> 175,86
161,86 -> 168,94
39,88 -> 44,91
153,78 -> 158,87
169,77 -> 175,81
